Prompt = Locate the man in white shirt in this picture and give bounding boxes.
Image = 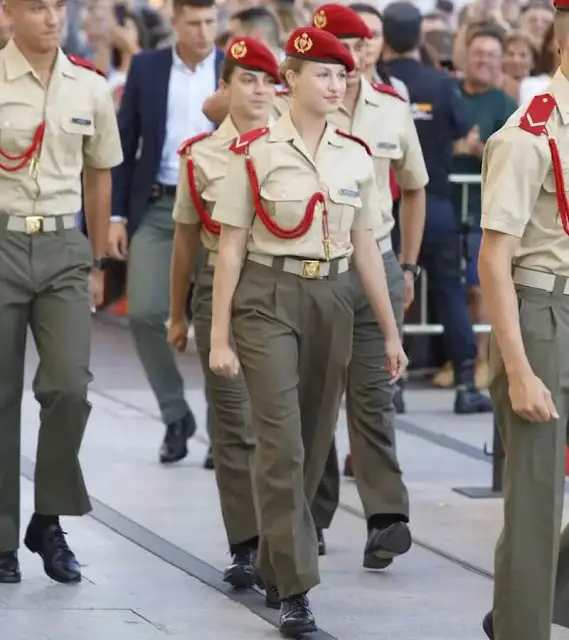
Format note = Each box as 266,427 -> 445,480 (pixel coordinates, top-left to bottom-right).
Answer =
108,0 -> 223,468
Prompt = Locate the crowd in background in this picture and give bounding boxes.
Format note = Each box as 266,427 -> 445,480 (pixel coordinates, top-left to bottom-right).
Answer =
0,0 -> 558,390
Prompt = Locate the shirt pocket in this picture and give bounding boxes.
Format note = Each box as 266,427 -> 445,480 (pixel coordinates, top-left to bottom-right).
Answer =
59,110 -> 95,167
0,110 -> 41,161
259,178 -> 315,229
543,168 -> 569,230
326,186 -> 363,233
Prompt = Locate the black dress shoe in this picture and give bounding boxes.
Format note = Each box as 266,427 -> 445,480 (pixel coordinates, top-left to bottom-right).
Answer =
223,547 -> 256,589
0,551 -> 21,583
280,593 -> 317,637
482,611 -> 494,639
363,521 -> 412,569
265,581 -> 281,609
24,522 -> 81,584
316,529 -> 326,556
203,446 -> 214,470
159,411 -> 197,464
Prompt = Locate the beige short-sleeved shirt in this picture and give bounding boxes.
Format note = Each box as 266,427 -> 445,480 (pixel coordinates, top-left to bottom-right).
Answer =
173,117 -> 239,252
329,78 -> 428,241
0,40 -> 123,217
481,70 -> 569,277
212,111 -> 378,260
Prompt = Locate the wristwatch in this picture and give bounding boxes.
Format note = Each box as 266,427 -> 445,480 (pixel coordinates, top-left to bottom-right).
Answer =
93,257 -> 108,271
401,263 -> 421,279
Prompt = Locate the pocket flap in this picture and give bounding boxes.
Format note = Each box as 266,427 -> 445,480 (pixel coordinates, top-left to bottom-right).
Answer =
328,186 -> 362,208
61,112 -> 95,136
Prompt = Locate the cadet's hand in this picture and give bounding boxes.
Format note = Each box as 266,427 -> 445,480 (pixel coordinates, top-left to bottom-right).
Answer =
384,337 -> 408,384
403,271 -> 415,311
108,221 -> 128,260
89,268 -> 105,310
210,344 -> 240,378
509,372 -> 559,422
167,318 -> 189,353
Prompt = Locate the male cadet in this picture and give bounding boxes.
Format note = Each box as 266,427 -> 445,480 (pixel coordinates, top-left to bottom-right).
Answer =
0,0 -> 122,583
308,3 -> 428,568
168,36 -> 279,592
202,6 -> 282,125
382,1 -> 492,414
479,2 -> 569,638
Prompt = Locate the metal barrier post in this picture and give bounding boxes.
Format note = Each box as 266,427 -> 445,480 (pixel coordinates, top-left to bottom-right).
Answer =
403,174 -> 503,498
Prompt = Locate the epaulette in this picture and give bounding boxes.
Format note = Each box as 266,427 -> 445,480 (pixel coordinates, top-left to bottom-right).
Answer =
229,127 -> 269,155
276,88 -> 290,97
67,55 -> 105,77
371,81 -> 405,102
519,93 -> 557,136
335,129 -> 371,156
177,132 -> 212,156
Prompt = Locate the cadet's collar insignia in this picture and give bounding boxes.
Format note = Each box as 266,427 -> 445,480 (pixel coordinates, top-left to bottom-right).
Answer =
313,10 -> 327,29
339,188 -> 360,197
71,117 -> 92,126
230,40 -> 247,60
376,141 -> 397,150
294,33 -> 313,55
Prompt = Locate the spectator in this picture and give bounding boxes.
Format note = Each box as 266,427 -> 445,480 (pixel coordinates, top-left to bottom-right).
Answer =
519,22 -> 560,103
382,0 -> 492,415
108,7 -> 149,109
501,30 -> 536,102
422,10 -> 449,35
519,1 -> 554,49
273,1 -> 306,41
349,2 -> 410,99
433,26 -> 517,390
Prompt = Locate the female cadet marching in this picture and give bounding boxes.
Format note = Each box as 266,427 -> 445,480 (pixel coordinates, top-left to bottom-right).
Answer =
167,38 -> 280,589
309,3 -> 428,570
209,26 -> 408,637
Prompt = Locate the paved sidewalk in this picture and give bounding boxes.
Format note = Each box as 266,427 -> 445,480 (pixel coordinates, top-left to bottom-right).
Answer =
7,318 -> 569,639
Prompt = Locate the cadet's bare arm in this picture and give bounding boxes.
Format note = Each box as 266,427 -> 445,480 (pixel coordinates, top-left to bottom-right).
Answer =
169,222 -> 200,318
478,128 -> 558,422
83,167 -> 112,259
203,89 -> 229,126
209,152 -> 254,377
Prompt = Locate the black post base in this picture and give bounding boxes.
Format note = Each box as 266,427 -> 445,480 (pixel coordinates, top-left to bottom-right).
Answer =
452,486 -> 502,499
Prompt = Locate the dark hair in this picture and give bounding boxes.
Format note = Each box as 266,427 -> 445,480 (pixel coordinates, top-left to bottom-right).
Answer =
349,2 -> 382,20
534,22 -> 556,75
435,0 -> 454,13
467,26 -> 506,49
521,1 -> 554,14
173,0 -> 216,11
231,7 -> 281,49
111,8 -> 149,69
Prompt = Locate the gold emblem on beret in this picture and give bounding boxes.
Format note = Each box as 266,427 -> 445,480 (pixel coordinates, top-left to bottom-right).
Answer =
313,10 -> 327,29
230,40 -> 247,59
294,33 -> 313,55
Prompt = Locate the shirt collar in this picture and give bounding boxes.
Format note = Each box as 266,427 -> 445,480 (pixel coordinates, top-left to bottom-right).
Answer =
172,45 -> 216,73
3,39 -> 77,82
216,116 -> 239,141
269,111 -> 342,149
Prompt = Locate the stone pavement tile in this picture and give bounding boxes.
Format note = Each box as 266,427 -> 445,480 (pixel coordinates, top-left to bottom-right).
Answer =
1,479 -> 276,639
20,389 -> 493,640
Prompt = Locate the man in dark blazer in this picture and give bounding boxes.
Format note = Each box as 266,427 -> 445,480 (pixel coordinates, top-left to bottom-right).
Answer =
108,0 -> 223,468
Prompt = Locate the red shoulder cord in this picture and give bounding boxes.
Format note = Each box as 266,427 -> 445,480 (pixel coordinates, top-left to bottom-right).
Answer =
186,158 -> 220,235
546,133 -> 569,235
0,121 -> 46,173
244,153 -> 331,258
183,133 -> 220,235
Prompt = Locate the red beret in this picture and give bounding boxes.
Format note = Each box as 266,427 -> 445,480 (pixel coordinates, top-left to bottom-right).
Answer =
554,0 -> 569,9
312,4 -> 373,39
226,37 -> 280,83
284,26 -> 355,72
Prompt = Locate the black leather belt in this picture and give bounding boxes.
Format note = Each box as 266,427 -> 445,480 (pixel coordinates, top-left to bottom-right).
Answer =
150,183 -> 177,202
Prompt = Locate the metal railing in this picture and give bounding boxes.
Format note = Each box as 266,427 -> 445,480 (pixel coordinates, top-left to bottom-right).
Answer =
402,173 -> 491,335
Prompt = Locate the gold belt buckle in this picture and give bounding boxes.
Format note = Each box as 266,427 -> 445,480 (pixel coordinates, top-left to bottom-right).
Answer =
300,260 -> 321,279
25,216 -> 44,234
